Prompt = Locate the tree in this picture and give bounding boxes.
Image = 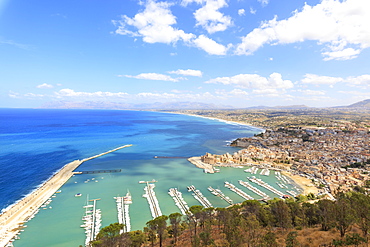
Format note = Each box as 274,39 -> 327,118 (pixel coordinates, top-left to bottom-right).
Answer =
269,199 -> 292,229
91,223 -> 124,247
335,196 -> 355,238
146,215 -> 168,247
169,212 -> 182,245
317,199 -> 335,231
129,230 -> 146,247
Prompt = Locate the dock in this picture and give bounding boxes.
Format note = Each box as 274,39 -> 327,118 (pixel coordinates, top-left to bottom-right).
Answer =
114,191 -> 132,234
224,181 -> 254,200
0,144 -> 132,247
248,176 -> 285,198
168,188 -> 191,215
187,185 -> 213,208
207,186 -> 233,205
142,181 -> 162,219
238,180 -> 271,200
187,157 -> 215,173
81,198 -> 101,247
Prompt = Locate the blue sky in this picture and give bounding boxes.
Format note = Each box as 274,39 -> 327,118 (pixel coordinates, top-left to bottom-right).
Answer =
1,0 -> 370,108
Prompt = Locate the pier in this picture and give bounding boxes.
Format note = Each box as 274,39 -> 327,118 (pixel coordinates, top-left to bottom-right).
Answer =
114,191 -> 132,233
238,180 -> 271,200
187,185 -> 213,208
142,181 -> 162,219
168,188 -> 190,215
224,181 -> 254,201
207,186 -> 233,205
248,176 -> 285,198
74,169 -> 122,175
81,198 -> 102,247
0,144 -> 132,247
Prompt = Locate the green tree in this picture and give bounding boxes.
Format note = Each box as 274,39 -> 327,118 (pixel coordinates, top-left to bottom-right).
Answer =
146,215 -> 168,247
270,199 -> 292,229
317,199 -> 335,231
335,196 -> 355,238
169,212 -> 182,245
129,230 -> 146,247
91,223 -> 124,247
285,231 -> 300,247
350,192 -> 370,238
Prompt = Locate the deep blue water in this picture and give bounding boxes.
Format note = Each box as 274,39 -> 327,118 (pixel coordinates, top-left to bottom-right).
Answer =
0,108 -> 261,212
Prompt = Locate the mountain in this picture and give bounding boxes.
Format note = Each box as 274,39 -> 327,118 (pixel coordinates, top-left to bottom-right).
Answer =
347,99 -> 370,108
39,101 -> 233,110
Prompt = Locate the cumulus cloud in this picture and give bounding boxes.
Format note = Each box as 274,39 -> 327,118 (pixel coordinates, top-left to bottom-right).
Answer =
235,0 -> 370,60
168,69 -> 203,77
120,73 -> 180,82
238,9 -> 245,16
298,89 -> 326,95
258,0 -> 269,7
113,0 -> 194,44
205,72 -> 293,91
183,0 -> 232,34
301,74 -> 344,85
250,7 -> 256,15
193,35 -> 229,55
37,83 -> 54,89
346,74 -> 370,86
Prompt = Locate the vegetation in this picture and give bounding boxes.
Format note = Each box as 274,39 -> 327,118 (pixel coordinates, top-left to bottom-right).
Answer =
91,191 -> 370,246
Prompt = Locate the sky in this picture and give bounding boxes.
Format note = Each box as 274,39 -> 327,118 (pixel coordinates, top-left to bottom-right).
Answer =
1,0 -> 370,108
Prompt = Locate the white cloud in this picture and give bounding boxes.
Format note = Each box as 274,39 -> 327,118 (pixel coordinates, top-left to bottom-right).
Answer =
206,72 -> 293,90
121,73 -> 180,82
345,74 -> 370,86
55,89 -> 128,98
216,89 -> 249,96
298,89 -> 326,95
301,74 -> 344,85
37,83 -> 54,89
113,0 -> 194,44
238,9 -> 245,16
193,35 -> 229,55
258,0 -> 269,7
168,69 -> 203,77
250,7 -> 256,14
235,0 -> 370,60
182,0 -> 232,34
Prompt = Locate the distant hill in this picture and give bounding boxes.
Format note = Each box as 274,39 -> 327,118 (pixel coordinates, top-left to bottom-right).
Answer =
347,99 -> 370,108
243,104 -> 311,110
39,101 -> 233,110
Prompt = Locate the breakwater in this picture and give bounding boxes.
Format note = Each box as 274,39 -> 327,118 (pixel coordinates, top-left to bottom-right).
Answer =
0,144 -> 132,247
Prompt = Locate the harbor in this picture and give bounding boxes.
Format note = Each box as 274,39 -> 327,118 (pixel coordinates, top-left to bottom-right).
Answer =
0,145 -> 132,247
187,185 -> 213,208
248,176 -> 286,198
238,180 -> 271,201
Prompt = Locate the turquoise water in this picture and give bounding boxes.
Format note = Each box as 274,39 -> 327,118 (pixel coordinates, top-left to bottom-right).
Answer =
0,109 -> 299,246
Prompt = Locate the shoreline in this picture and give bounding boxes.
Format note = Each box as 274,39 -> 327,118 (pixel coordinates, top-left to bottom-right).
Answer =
0,144 -> 132,247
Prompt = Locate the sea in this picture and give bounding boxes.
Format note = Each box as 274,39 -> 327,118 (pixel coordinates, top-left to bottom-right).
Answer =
0,109 -> 300,247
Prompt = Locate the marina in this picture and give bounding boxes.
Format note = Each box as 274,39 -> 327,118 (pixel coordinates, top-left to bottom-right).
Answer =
81,198 -> 102,247
207,186 -> 233,205
114,191 -> 132,233
187,185 -> 213,208
168,188 -> 190,215
224,181 -> 254,200
238,180 -> 271,200
142,181 -> 162,219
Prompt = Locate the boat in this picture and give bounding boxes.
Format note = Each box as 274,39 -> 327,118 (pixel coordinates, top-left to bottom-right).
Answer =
75,193 -> 82,197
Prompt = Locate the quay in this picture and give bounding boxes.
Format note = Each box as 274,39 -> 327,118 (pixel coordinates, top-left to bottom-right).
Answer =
224,181 -> 254,200
207,186 -> 233,205
142,181 -> 162,219
0,144 -> 132,247
188,157 -> 215,173
168,188 -> 190,215
187,185 -> 213,208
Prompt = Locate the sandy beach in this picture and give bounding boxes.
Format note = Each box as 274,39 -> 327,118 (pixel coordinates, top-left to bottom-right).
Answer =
282,171 -> 319,195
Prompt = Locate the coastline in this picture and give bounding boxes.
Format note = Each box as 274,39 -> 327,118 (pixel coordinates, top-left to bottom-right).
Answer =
0,145 -> 132,247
